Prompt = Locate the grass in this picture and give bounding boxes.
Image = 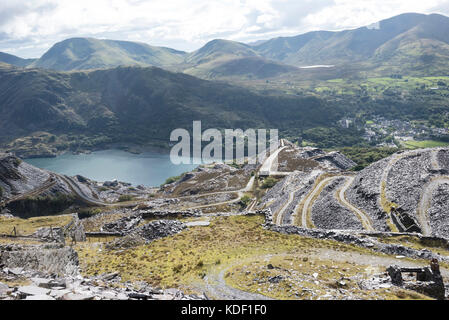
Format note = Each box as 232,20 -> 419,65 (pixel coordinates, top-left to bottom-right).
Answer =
0,215 -> 72,236
75,215 -> 397,290
239,195 -> 252,209
402,140 -> 449,149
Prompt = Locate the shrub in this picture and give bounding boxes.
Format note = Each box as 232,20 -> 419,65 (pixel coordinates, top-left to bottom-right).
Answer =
239,195 -> 252,208
161,173 -> 186,187
118,195 -> 134,202
172,264 -> 183,273
262,177 -> 278,189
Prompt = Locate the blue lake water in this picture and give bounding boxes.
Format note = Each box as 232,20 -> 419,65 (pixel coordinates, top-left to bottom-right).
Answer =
25,149 -> 199,187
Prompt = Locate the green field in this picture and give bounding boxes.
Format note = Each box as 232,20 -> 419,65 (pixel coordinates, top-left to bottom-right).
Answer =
402,140 -> 449,149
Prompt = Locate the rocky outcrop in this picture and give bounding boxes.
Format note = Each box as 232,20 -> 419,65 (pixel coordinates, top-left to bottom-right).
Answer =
313,151 -> 357,171
102,213 -> 142,235
0,244 -> 79,276
63,214 -> 86,243
160,163 -> 255,197
0,269 -> 207,300
106,220 -> 187,249
0,153 -> 50,200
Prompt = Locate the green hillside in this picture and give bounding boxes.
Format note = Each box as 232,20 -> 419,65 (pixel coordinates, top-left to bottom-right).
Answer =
0,64 -> 346,156
0,52 -> 36,67
252,13 -> 449,70
31,38 -> 187,71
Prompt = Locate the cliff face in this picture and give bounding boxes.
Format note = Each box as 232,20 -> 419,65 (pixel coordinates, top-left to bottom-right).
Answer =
0,153 -> 77,217
0,153 -> 50,200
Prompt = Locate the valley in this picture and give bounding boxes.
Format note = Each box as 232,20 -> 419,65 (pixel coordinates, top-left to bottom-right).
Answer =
0,9 -> 449,302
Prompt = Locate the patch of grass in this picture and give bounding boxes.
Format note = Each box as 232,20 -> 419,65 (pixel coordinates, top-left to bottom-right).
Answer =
75,215 -> 402,290
402,140 -> 449,149
380,181 -> 399,233
0,215 -> 72,236
262,177 -> 278,189
117,195 -> 135,203
161,173 -> 186,187
239,195 -> 252,209
339,147 -> 399,171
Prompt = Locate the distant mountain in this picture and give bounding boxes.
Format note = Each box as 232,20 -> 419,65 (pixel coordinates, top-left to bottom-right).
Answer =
251,13 -> 449,73
22,13 -> 449,78
0,52 -> 36,67
183,13 -> 449,78
31,38 -> 187,71
182,39 -> 298,79
185,39 -> 258,65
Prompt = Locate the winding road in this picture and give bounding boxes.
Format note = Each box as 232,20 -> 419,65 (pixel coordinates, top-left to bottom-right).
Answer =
184,139 -> 289,210
274,170 -> 321,226
203,265 -> 272,300
299,176 -> 338,228
199,248 -> 449,300
337,176 -> 375,231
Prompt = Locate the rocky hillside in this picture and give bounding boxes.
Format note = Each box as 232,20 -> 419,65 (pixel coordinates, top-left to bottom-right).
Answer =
346,148 -> 449,237
261,147 -> 449,238
0,153 -> 77,217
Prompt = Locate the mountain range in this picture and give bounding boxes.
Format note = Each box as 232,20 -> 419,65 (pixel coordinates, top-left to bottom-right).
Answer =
0,12 -> 449,157
1,13 -> 449,79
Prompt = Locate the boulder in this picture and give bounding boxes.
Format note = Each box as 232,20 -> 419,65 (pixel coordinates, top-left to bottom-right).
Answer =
18,285 -> 51,296
62,292 -> 95,301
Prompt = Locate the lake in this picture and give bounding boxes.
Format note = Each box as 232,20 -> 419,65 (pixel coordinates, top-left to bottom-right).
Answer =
25,149 -> 199,187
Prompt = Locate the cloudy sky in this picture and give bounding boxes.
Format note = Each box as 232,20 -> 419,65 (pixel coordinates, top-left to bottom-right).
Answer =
1,0 -> 449,58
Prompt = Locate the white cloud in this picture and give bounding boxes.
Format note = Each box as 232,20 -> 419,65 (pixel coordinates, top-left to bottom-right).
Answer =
0,0 -> 448,58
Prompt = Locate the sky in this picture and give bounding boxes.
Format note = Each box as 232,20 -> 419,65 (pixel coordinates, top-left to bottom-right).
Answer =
1,0 -> 449,58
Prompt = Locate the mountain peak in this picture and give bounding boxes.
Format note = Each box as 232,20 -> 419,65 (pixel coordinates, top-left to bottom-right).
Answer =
31,38 -> 187,71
